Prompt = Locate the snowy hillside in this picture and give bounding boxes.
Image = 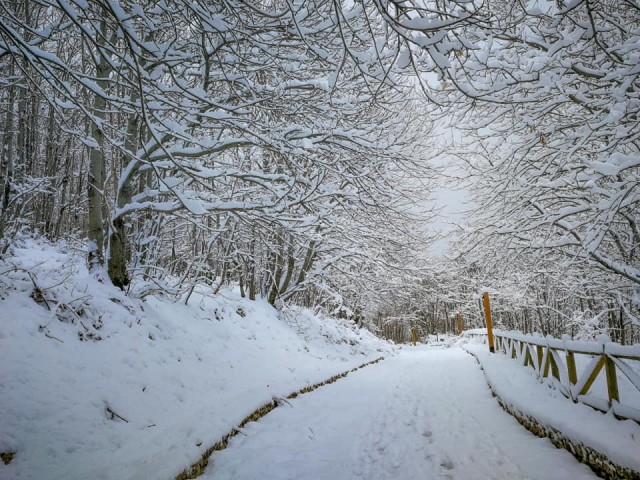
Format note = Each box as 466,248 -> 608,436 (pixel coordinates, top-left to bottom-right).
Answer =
0,238 -> 393,480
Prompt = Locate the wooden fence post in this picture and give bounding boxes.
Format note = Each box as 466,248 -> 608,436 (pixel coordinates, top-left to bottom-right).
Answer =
604,355 -> 619,406
411,328 -> 417,346
457,313 -> 463,335
536,345 -> 544,371
483,292 -> 495,353
566,351 -> 577,385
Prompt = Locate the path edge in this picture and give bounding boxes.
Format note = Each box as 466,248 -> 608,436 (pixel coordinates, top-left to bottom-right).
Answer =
464,348 -> 640,480
174,356 -> 385,480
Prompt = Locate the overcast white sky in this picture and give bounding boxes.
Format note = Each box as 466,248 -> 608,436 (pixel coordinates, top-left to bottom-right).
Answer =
428,184 -> 468,255
426,126 -> 472,256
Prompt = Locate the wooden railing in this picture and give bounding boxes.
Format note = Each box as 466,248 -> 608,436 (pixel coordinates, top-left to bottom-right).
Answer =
466,330 -> 640,423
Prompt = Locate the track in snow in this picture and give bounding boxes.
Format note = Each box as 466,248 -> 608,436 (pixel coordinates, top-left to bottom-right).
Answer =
204,346 -> 597,480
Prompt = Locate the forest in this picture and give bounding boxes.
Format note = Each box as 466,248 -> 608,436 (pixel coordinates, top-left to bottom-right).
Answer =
1,0 -> 639,344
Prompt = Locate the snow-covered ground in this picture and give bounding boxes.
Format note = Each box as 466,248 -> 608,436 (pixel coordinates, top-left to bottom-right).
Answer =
465,342 -> 640,474
206,346 -> 597,480
2,239 -> 639,480
0,239 -> 392,480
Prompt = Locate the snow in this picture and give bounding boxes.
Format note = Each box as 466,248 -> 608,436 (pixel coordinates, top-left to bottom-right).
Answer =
465,342 -> 640,473
1,240 -> 638,479
0,239 -> 391,480
205,346 -> 597,480
399,16 -> 466,31
464,330 -> 640,418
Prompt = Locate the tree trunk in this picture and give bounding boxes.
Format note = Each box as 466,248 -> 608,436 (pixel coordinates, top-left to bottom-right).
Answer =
87,19 -> 110,271
108,110 -> 140,288
0,62 -> 16,253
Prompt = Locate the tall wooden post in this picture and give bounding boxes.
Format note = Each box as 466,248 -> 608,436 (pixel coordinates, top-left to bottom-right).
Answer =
483,292 -> 495,353
411,328 -> 417,346
457,312 -> 463,335
604,355 -> 619,406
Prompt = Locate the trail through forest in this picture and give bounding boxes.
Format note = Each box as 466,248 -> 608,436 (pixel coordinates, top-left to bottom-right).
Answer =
205,347 -> 597,480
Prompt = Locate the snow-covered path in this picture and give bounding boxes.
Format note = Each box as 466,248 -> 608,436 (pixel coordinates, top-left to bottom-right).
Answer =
204,346 -> 597,480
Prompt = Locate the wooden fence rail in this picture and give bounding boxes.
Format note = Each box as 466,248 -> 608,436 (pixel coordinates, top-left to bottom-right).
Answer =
466,331 -> 640,424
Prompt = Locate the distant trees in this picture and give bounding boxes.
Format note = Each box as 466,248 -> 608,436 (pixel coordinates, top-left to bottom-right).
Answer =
364,0 -> 639,342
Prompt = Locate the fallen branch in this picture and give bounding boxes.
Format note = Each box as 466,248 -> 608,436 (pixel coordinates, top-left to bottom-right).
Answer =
106,406 -> 129,423
28,272 -> 51,310
44,333 -> 64,343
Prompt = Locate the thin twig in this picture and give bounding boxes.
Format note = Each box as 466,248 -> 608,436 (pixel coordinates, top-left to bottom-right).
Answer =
106,406 -> 129,423
44,333 -> 64,343
273,396 -> 293,407
28,272 -> 51,310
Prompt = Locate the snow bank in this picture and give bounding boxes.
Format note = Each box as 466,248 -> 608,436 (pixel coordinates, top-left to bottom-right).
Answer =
465,343 -> 640,474
0,238 -> 393,480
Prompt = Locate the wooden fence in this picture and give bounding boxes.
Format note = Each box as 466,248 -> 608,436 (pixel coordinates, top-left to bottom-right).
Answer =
467,330 -> 640,424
